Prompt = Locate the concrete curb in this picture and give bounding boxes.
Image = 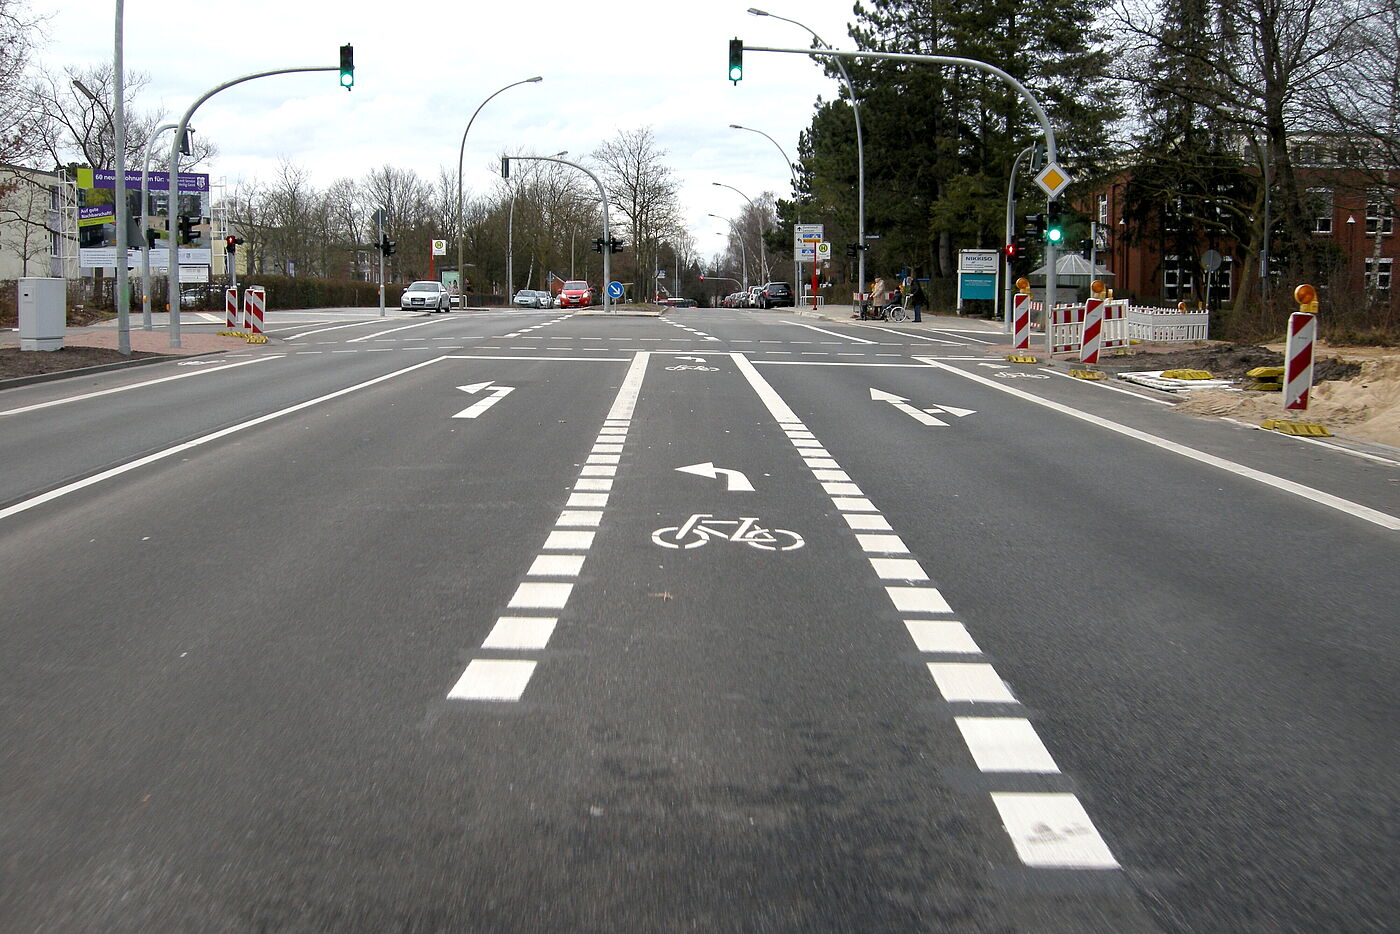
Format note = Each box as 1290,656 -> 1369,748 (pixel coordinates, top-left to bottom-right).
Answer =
0,350 -> 229,391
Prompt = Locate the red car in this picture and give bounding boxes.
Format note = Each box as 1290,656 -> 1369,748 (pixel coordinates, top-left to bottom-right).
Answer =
557,279 -> 594,308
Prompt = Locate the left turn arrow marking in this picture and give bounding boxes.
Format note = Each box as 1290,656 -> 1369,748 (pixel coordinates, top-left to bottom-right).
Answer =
453,381 -> 514,418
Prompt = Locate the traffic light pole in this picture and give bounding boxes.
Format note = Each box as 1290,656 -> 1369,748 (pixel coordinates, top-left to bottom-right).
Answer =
165,64 -> 341,348
743,44 -> 1062,332
139,122 -> 177,331
377,212 -> 385,316
509,155 -> 612,313
1004,144 -> 1032,335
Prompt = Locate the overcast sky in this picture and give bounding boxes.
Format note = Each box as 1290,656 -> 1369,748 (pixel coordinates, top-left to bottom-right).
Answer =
29,0 -> 859,261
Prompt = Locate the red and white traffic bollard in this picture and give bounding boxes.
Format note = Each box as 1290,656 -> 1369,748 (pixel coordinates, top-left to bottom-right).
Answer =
243,286 -> 266,335
1284,284 -> 1318,410
1012,277 -> 1032,349
1080,280 -> 1107,363
225,287 -> 239,330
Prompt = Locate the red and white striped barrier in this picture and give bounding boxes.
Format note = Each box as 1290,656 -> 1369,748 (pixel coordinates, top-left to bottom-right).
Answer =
1012,293 -> 1031,349
243,286 -> 266,335
1080,297 -> 1105,363
1050,303 -> 1084,353
1284,310 -> 1316,410
225,287 -> 239,329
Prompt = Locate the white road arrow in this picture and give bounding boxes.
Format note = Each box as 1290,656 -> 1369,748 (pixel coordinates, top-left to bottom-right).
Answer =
453,381 -> 514,419
869,388 -> 975,426
977,363 -> 1010,370
676,356 -> 708,363
675,462 -> 755,492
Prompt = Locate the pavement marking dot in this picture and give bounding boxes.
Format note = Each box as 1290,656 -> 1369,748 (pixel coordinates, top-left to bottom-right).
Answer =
508,582 -> 575,609
567,492 -> 609,508
857,533 -> 910,553
580,465 -> 617,477
527,554 -> 587,577
831,497 -> 878,512
904,620 -> 980,654
574,478 -> 614,492
927,662 -> 1016,703
482,617 -> 558,650
543,530 -> 595,550
556,510 -> 603,527
843,513 -> 892,531
989,793 -> 1119,869
869,557 -> 929,581
823,482 -> 864,497
956,718 -> 1061,774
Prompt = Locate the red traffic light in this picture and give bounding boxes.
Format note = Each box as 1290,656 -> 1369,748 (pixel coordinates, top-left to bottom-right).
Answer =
226,236 -> 237,248
1003,243 -> 1019,259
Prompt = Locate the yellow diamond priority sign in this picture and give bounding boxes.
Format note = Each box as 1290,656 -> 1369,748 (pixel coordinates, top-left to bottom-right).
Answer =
1034,163 -> 1072,198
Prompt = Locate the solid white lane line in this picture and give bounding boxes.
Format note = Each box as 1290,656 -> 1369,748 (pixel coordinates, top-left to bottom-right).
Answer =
557,510 -> 603,527
863,326 -> 963,345
927,662 -> 1016,703
1040,367 -> 1175,404
607,352 -> 651,421
527,554 -> 587,577
956,718 -> 1061,773
904,620 -> 981,654
990,793 -> 1119,869
448,659 -> 537,701
918,357 -> 1400,532
731,353 -> 801,422
929,329 -> 997,344
783,322 -> 879,344
0,356 -> 281,418
888,587 -> 954,614
284,318 -> 424,340
543,530 -> 595,550
567,492 -> 609,508
482,617 -> 558,650
508,582 -> 574,609
0,355 -> 448,523
349,318 -> 448,342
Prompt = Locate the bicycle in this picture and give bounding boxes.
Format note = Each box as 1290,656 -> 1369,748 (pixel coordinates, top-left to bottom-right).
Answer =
651,514 -> 805,551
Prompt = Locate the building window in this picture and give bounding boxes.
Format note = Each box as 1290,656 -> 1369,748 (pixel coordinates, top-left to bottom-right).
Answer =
1162,255 -> 1194,300
1306,188 -> 1333,234
1365,257 -> 1393,292
1098,193 -> 1108,226
1367,189 -> 1394,235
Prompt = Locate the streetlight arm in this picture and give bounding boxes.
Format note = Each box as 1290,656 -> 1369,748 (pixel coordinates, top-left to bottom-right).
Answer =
510,155 -> 614,312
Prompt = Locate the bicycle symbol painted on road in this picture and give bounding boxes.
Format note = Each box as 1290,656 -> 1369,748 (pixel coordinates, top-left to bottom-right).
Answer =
652,514 -> 805,551
665,364 -> 719,371
995,371 -> 1050,379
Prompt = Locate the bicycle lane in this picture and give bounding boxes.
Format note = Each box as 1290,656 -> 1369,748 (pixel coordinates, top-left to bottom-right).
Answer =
457,349 -> 1162,931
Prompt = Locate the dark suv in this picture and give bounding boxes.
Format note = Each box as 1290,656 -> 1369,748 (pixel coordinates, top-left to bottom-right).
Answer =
757,281 -> 794,309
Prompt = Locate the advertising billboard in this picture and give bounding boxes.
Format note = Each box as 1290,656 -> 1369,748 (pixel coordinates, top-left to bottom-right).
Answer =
75,167 -> 212,269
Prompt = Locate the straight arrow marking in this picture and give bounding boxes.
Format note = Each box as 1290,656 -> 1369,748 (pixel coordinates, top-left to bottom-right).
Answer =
869,387 -> 973,426
676,462 -> 755,492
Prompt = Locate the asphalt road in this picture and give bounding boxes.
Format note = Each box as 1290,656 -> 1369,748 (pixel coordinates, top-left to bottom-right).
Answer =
1,306 -> 1395,933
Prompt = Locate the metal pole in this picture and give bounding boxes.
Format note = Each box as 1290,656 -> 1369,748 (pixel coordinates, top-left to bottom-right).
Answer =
139,122 -> 176,330
509,156 -> 611,313
456,77 -> 542,318
166,65 -> 340,348
507,191 -> 514,299
377,211 -> 385,316
113,0 -> 129,354
713,182 -> 767,284
728,125 -> 802,298
1004,145 -> 1031,334
747,12 -> 865,314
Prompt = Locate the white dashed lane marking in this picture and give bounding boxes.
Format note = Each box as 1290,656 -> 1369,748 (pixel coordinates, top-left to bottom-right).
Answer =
729,350 -> 1122,873
447,352 -> 651,703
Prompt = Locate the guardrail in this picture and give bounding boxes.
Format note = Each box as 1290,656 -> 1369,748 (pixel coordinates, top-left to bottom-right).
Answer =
1126,304 -> 1211,342
1040,299 -> 1208,350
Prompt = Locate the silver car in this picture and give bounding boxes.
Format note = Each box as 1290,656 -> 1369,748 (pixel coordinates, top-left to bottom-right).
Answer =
400,280 -> 452,312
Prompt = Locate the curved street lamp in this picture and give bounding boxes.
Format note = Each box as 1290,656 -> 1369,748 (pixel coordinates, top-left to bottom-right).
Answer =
710,217 -> 749,287
712,181 -> 768,284
748,8 -> 867,303
456,76 -> 542,302
729,123 -> 801,294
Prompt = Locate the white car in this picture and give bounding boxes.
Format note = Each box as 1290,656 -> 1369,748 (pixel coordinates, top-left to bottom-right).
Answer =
400,280 -> 451,312
513,289 -> 548,308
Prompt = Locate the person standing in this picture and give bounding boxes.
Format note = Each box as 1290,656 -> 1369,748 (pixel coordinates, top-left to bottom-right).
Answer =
910,279 -> 926,322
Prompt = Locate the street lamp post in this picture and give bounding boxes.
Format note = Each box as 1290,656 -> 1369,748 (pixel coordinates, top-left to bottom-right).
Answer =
729,123 -> 802,297
713,181 -> 768,285
710,216 -> 748,287
113,0 -> 129,354
748,8 -> 866,309
507,149 -> 566,300
139,122 -> 177,330
456,77 -> 542,307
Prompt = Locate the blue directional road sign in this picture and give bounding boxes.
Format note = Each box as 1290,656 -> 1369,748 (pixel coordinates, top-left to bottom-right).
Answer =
607,280 -> 624,300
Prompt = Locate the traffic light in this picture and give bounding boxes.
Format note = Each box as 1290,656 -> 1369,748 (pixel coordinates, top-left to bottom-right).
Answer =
1025,214 -> 1044,239
144,228 -> 158,249
1002,242 -> 1019,262
609,237 -> 625,253
176,215 -> 195,245
339,44 -> 354,90
500,156 -> 510,179
1045,209 -> 1064,246
591,237 -> 605,253
379,236 -> 396,256
1079,238 -> 1093,259
728,38 -> 743,84
226,235 -> 236,253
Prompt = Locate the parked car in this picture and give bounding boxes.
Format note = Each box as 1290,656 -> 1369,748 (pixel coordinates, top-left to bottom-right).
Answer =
513,289 -> 549,308
747,285 -> 764,307
756,281 -> 794,309
558,280 -> 594,308
659,297 -> 697,308
400,280 -> 452,312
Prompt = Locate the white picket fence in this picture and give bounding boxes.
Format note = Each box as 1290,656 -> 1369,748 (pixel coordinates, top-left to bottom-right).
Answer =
1037,299 -> 1209,351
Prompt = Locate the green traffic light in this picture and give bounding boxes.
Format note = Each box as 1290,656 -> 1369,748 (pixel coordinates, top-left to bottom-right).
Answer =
339,44 -> 354,90
1046,227 -> 1063,244
729,38 -> 743,84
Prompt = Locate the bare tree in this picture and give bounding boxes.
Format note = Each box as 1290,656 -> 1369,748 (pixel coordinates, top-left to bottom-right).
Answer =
0,0 -> 45,183
593,127 -> 681,291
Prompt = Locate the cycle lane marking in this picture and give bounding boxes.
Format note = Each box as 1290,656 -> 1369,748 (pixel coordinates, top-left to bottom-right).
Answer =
447,352 -> 651,702
729,350 -> 1121,871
